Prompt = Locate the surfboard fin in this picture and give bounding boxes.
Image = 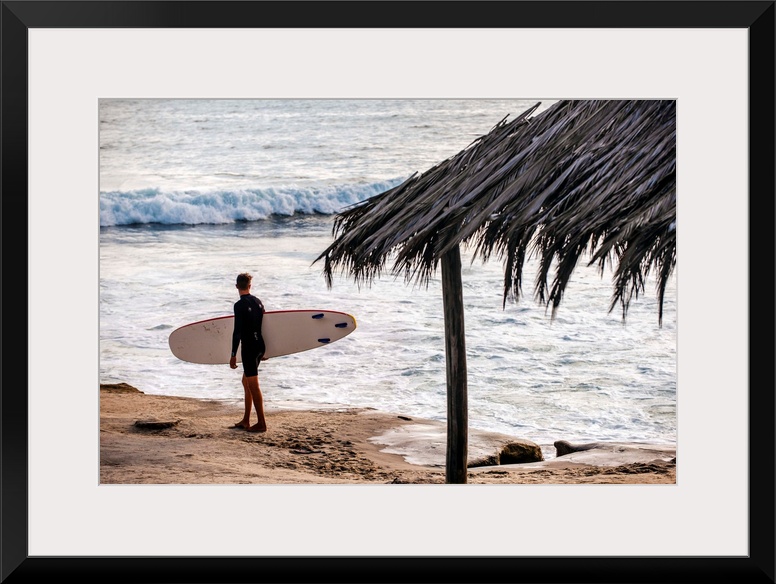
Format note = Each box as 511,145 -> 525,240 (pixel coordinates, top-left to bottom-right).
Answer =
318,338 -> 331,343
312,313 -> 325,319
335,322 -> 348,328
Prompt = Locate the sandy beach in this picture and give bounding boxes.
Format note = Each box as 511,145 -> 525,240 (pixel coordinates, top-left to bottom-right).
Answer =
100,383 -> 676,485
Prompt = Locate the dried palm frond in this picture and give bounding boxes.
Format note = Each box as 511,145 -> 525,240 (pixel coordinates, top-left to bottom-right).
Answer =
315,100 -> 676,324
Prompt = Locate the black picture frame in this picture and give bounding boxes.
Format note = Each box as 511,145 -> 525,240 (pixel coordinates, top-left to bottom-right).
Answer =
2,1 -> 773,582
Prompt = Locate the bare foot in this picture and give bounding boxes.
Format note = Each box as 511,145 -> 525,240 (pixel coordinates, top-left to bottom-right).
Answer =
247,423 -> 267,433
231,421 -> 250,430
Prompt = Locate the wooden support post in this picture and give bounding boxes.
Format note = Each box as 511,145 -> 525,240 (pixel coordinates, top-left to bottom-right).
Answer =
441,245 -> 468,484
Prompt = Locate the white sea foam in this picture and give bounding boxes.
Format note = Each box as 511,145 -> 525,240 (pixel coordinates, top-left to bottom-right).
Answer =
99,181 -> 401,226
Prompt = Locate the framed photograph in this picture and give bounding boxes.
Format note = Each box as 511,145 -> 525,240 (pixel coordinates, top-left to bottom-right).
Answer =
3,1 -> 773,582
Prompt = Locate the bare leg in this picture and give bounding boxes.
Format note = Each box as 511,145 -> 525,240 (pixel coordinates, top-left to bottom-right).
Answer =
232,374 -> 252,429
245,375 -> 267,433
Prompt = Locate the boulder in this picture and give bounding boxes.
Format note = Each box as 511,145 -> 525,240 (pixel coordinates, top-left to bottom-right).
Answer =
554,440 -> 600,457
101,383 -> 143,394
468,439 -> 544,467
499,440 -> 544,464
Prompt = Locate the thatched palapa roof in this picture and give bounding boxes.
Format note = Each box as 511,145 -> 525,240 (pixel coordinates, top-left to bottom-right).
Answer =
316,100 -> 676,324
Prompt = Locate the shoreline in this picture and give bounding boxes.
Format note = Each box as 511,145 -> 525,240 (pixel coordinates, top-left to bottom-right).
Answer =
100,383 -> 676,485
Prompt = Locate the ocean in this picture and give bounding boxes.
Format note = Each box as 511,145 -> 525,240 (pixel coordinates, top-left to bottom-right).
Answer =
99,98 -> 677,457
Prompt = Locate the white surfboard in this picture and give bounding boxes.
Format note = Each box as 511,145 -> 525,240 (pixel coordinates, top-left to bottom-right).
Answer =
169,309 -> 357,364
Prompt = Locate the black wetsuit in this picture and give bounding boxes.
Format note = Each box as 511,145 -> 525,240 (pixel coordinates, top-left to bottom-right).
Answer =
231,293 -> 266,377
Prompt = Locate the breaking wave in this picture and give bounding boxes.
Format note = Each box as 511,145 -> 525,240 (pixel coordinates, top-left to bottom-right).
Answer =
99,179 -> 403,227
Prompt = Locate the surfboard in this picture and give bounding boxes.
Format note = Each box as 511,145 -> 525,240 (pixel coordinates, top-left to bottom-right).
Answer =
168,309 -> 357,364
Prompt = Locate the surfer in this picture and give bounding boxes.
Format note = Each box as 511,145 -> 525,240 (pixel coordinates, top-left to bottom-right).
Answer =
229,272 -> 268,432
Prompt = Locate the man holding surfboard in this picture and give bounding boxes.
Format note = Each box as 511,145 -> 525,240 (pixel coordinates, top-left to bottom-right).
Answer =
229,272 -> 268,433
